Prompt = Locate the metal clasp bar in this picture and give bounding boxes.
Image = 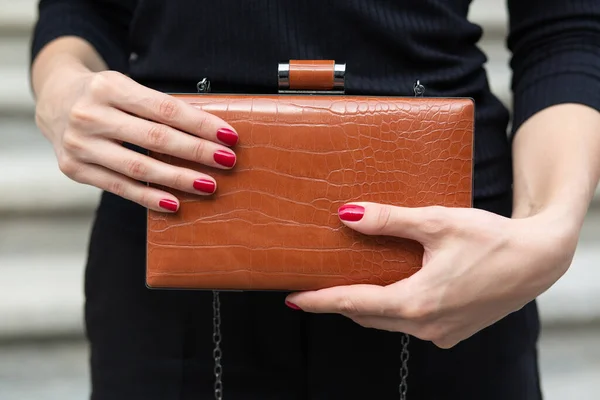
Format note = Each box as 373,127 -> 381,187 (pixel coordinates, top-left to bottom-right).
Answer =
278,60 -> 346,94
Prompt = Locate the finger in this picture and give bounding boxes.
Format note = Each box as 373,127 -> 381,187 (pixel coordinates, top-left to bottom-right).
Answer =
337,202 -> 454,244
85,140 -> 219,195
69,161 -> 180,212
103,107 -> 237,168
285,284 -> 400,317
105,74 -> 238,146
352,315 -> 459,348
350,315 -> 417,335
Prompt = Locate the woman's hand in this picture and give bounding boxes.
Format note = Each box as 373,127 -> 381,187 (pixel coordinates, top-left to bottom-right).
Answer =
35,62 -> 237,212
285,201 -> 579,348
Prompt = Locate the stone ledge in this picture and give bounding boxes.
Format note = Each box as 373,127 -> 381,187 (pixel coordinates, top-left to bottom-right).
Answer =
0,0 -> 37,33
0,67 -> 35,115
0,152 -> 101,213
0,255 -> 85,340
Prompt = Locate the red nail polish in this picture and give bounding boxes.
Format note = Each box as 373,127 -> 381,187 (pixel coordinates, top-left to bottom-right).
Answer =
216,128 -> 239,146
338,204 -> 365,222
285,301 -> 301,310
214,150 -> 236,168
193,179 -> 216,193
159,199 -> 178,212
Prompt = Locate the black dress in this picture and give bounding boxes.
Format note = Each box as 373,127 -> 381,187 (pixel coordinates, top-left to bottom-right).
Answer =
31,0 -> 600,399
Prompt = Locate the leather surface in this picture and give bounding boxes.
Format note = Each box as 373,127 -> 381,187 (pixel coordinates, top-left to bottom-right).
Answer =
289,60 -> 335,90
146,95 -> 474,291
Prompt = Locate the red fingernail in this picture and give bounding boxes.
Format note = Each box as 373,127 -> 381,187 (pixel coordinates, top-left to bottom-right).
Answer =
159,199 -> 178,212
214,150 -> 236,168
193,178 -> 216,193
285,301 -> 301,310
216,128 -> 238,146
338,204 -> 365,222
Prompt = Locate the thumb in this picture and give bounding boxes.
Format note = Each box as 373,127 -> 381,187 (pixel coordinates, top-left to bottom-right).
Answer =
337,202 -> 452,244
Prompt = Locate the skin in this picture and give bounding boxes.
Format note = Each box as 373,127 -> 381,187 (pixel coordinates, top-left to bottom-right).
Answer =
32,36 -> 237,213
34,37 -> 600,350
286,103 -> 600,349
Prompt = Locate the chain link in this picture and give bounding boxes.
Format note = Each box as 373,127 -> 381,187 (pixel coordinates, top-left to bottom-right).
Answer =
212,290 -> 409,400
212,290 -> 223,400
399,333 -> 410,400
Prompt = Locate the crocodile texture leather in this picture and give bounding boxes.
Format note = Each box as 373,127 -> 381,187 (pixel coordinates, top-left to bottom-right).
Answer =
146,95 -> 474,291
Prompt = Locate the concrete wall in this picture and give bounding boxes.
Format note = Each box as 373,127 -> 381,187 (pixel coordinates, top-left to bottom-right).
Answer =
1,0 -> 599,339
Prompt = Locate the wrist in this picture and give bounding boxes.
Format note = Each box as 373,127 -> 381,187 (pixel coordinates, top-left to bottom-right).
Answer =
35,54 -> 92,97
515,198 -> 584,258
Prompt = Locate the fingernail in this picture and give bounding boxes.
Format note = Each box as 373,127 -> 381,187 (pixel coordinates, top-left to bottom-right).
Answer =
193,178 -> 216,193
214,150 -> 236,168
216,128 -> 239,146
159,199 -> 178,212
338,204 -> 365,222
285,301 -> 302,310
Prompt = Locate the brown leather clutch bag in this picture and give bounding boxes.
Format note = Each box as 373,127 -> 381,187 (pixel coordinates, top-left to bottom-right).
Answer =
146,60 -> 473,292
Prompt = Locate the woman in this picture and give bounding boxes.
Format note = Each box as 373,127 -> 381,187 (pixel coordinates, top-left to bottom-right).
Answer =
30,1 -> 600,399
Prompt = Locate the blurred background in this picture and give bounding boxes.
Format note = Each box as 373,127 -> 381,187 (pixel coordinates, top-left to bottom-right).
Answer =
0,1 -> 599,399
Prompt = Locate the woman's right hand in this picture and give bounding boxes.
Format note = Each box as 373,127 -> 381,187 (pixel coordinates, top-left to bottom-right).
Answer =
35,64 -> 238,213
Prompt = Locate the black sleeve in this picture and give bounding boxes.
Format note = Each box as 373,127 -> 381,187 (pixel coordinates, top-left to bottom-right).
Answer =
30,0 -> 138,72
506,0 -> 600,136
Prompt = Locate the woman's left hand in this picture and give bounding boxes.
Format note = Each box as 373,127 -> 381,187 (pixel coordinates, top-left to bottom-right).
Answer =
285,201 -> 579,349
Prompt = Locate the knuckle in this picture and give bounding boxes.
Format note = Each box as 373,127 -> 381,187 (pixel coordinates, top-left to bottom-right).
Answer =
194,114 -> 210,134
137,191 -> 152,208
337,297 -> 359,314
107,180 -> 127,198
87,73 -> 113,98
191,140 -> 207,161
57,154 -> 79,178
146,125 -> 169,148
68,102 -> 95,126
61,130 -> 84,155
420,323 -> 447,343
375,204 -> 393,232
98,70 -> 121,80
352,316 -> 373,329
34,107 -> 47,131
124,158 -> 148,180
157,98 -> 179,122
420,206 -> 452,237
433,338 -> 457,349
171,172 -> 186,189
402,304 -> 429,321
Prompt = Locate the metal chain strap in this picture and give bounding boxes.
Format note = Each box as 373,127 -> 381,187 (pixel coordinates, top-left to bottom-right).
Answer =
211,292 -> 411,400
212,290 -> 223,400
398,80 -> 420,400
208,79 -> 421,400
399,333 -> 410,400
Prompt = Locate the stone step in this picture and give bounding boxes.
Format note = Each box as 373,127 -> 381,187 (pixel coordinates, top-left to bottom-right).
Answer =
0,214 -> 93,339
0,0 -> 36,33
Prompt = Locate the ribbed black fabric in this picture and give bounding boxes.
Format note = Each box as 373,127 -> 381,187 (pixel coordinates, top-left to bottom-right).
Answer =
31,0 -> 600,198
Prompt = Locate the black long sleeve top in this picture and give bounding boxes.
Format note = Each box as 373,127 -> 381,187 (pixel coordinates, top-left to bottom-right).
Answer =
30,0 -> 600,199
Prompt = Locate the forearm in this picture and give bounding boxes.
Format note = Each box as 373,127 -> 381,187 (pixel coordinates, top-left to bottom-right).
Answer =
31,0 -> 137,97
511,103 -> 600,232
32,37 -> 106,98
